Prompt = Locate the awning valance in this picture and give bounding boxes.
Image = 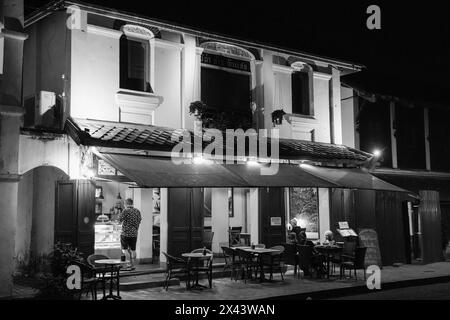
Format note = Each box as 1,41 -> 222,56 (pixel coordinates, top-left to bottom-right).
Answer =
299,164 -> 411,193
223,164 -> 338,188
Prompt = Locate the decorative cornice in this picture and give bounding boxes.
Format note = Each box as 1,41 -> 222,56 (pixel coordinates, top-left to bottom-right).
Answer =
0,28 -> 28,41
86,24 -> 123,39
313,72 -> 332,81
195,47 -> 205,55
0,174 -> 22,182
154,39 -> 184,51
121,24 -> 154,40
0,104 -> 25,116
273,64 -> 293,74
200,41 -> 255,60
116,90 -> 164,113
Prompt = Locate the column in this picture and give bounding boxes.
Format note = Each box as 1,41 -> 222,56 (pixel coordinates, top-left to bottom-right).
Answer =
249,188 -> 259,244
211,188 -> 228,253
159,188 -> 168,264
331,68 -> 343,145
262,50 -> 275,132
134,188 -> 153,264
318,188 -> 331,243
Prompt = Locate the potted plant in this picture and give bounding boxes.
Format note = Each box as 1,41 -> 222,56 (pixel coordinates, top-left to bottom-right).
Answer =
271,109 -> 286,125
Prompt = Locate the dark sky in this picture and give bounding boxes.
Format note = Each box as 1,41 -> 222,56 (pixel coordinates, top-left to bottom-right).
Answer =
25,0 -> 450,105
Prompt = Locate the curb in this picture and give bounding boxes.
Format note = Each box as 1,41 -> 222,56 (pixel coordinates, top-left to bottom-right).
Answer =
260,275 -> 450,300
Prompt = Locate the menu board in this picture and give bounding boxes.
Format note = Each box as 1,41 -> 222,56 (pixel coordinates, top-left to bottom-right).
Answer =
358,228 -> 383,268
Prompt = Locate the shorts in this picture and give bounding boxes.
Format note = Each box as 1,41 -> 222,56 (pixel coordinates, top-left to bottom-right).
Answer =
121,235 -> 137,251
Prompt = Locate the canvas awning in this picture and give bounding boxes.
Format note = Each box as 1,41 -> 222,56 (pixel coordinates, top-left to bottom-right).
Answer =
299,164 -> 412,193
99,153 -> 338,188
223,164 -> 338,188
99,153 -> 249,188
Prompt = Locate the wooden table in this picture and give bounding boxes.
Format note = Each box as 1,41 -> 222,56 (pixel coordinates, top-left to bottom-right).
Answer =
314,245 -> 343,279
94,259 -> 128,300
181,253 -> 213,290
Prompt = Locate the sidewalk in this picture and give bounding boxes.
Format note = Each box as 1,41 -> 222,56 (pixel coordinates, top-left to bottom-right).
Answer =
118,262 -> 450,300
12,261 -> 450,300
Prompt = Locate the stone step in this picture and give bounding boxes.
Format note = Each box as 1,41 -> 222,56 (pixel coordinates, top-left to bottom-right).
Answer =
119,269 -> 231,291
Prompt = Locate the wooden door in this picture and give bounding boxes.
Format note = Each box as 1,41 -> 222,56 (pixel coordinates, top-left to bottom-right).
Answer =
419,190 -> 444,263
259,188 -> 286,248
55,180 -> 77,246
55,180 -> 95,258
76,180 -> 96,258
190,188 -> 204,250
167,188 -> 204,257
168,188 -> 192,257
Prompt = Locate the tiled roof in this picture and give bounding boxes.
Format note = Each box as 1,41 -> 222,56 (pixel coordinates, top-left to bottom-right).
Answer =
66,118 -> 371,164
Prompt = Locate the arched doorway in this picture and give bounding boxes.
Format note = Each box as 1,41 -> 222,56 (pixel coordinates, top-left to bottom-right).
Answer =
15,166 -> 69,270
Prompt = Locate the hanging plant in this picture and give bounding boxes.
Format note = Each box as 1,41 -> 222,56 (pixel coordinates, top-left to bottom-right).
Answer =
188,101 -> 253,131
189,101 -> 208,118
272,109 -> 286,125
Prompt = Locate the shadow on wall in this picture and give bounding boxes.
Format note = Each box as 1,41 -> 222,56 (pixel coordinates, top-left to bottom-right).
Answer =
15,166 -> 69,272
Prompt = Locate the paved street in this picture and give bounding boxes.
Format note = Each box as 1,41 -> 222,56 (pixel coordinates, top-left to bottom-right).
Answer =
331,282 -> 450,300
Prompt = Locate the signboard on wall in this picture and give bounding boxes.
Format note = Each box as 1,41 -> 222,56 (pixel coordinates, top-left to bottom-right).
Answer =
358,228 -> 383,268
201,52 -> 251,72
270,217 -> 282,226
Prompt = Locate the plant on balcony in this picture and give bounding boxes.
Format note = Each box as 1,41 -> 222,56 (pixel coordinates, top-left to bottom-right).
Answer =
271,109 -> 286,125
189,101 -> 253,131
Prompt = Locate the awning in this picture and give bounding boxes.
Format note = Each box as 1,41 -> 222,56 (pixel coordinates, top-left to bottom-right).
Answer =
99,153 -> 411,193
299,164 -> 412,193
223,164 -> 338,188
100,153 -> 249,188
99,153 -> 338,188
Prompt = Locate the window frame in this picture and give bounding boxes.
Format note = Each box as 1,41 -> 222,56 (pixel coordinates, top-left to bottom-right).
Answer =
290,62 -> 314,117
119,25 -> 155,94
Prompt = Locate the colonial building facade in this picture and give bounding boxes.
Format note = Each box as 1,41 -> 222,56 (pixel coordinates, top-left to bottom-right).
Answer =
1,0 -> 432,299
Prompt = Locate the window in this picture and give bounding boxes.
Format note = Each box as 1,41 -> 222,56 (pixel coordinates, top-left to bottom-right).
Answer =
291,71 -> 312,116
289,188 -> 319,239
120,36 -> 152,93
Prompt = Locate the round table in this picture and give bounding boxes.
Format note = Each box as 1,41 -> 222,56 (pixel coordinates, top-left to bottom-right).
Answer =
314,246 -> 343,279
95,259 -> 128,300
181,253 -> 213,290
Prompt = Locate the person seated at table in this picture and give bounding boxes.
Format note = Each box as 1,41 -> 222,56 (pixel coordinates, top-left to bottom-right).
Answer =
287,232 -> 298,244
323,230 -> 335,245
305,240 -> 327,277
298,230 -> 307,245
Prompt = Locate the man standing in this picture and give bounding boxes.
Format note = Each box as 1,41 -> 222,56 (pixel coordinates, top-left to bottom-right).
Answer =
118,198 -> 142,271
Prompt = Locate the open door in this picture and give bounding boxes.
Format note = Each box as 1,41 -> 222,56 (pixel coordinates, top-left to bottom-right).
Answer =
259,188 -> 286,247
55,180 -> 96,258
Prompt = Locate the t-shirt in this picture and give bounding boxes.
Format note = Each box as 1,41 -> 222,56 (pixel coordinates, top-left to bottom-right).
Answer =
118,207 -> 142,238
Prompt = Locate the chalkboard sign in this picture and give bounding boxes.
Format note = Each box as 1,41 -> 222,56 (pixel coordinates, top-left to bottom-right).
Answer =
358,228 -> 383,268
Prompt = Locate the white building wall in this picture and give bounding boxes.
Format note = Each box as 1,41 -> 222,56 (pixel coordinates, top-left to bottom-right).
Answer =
70,26 -> 121,122
153,41 -> 183,128
341,86 -> 356,148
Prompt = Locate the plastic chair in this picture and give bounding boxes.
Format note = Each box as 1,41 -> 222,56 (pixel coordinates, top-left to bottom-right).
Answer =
162,252 -> 190,290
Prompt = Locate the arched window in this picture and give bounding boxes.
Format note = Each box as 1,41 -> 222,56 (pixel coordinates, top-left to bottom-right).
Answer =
291,62 -> 313,116
120,25 -> 154,93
